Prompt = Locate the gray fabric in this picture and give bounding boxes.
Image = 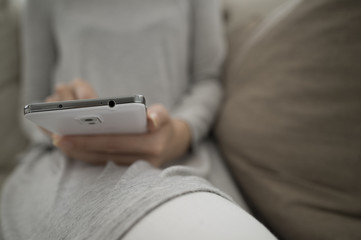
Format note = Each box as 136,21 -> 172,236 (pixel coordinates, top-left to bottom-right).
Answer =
216,0 -> 361,239
1,0 -> 233,239
2,147 -> 227,240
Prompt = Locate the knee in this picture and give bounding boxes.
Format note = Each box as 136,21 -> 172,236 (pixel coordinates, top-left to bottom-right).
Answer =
124,192 -> 277,240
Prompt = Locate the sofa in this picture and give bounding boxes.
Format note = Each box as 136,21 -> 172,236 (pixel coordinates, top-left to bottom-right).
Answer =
215,0 -> 361,239
0,0 -> 28,189
1,0 -> 360,239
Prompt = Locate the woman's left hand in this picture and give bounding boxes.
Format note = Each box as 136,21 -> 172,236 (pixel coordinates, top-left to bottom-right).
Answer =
53,104 -> 191,167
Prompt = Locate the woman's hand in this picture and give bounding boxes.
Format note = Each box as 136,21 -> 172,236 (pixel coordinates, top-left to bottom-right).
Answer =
46,79 -> 191,166
53,104 -> 191,167
45,78 -> 97,102
40,79 -> 98,136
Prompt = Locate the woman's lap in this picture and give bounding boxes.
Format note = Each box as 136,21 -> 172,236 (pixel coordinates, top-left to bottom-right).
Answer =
1,146 -> 275,239
124,192 -> 276,240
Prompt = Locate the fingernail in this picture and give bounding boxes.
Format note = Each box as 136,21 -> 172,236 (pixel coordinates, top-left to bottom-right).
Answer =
150,112 -> 158,129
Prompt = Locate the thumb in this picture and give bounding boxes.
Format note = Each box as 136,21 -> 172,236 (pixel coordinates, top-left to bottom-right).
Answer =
72,78 -> 98,99
147,104 -> 171,132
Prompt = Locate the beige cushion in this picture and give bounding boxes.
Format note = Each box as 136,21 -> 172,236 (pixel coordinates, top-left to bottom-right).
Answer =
216,0 -> 361,239
222,0 -> 287,32
0,2 -> 28,171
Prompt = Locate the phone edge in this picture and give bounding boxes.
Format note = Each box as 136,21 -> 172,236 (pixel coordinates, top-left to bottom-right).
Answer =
24,95 -> 146,115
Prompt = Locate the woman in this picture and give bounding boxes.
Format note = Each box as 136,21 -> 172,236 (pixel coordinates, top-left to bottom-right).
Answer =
1,0 -> 276,239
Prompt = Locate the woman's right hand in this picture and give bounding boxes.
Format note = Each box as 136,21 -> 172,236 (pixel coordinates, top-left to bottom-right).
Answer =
40,78 -> 98,136
45,78 -> 97,103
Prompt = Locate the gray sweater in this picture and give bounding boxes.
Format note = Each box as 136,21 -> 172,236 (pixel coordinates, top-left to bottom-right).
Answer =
22,0 -> 225,146
1,0 -> 228,239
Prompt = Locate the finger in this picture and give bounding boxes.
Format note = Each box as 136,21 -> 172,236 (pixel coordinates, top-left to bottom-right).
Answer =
54,134 -> 169,167
52,135 -> 105,164
63,150 -> 108,165
60,148 -> 144,166
45,95 -> 60,103
55,84 -> 76,101
147,104 -> 171,132
55,134 -> 156,155
72,78 -> 98,99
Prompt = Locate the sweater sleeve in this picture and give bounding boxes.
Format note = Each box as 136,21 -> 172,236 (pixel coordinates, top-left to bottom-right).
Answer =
20,0 -> 56,145
172,0 -> 226,148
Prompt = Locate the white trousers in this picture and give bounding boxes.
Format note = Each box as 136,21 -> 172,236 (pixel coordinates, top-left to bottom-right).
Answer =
124,192 -> 277,240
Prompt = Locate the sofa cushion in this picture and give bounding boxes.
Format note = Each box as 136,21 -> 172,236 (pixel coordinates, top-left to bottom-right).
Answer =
222,0 -> 287,32
0,2 -> 28,172
216,0 -> 361,239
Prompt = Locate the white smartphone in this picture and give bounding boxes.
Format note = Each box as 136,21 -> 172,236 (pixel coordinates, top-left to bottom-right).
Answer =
24,95 -> 147,135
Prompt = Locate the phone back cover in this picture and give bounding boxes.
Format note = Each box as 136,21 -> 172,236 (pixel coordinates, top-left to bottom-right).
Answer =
25,103 -> 147,135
